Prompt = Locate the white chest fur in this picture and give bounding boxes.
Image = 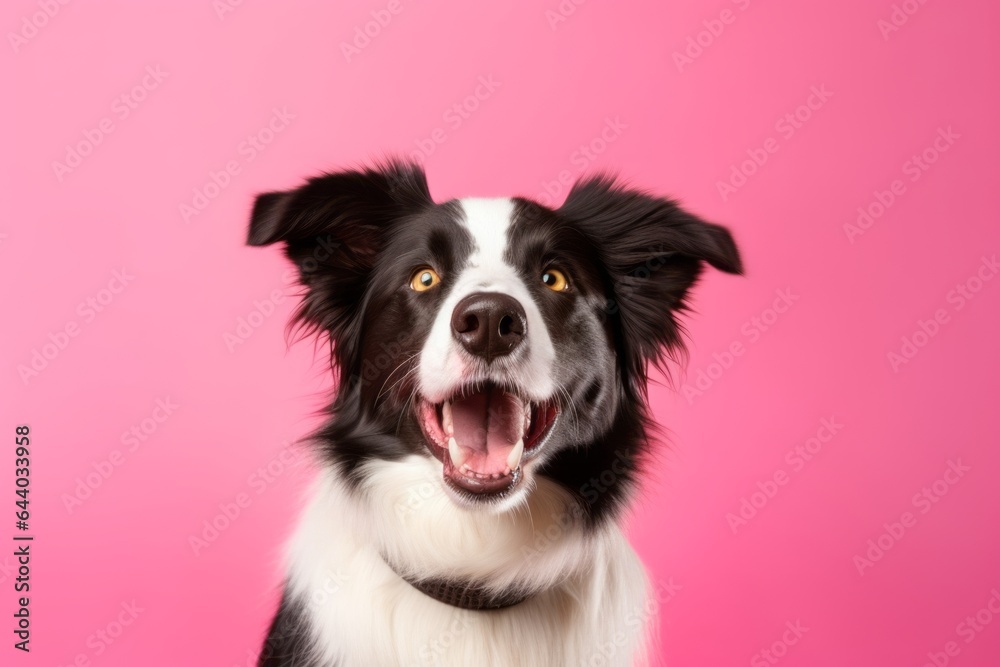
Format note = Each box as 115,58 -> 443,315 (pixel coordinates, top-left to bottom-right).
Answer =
282,456 -> 651,666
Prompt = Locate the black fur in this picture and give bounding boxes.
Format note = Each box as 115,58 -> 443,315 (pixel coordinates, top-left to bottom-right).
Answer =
257,591 -> 326,666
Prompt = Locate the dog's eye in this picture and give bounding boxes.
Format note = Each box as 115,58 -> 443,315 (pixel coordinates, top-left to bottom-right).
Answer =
410,267 -> 441,292
541,268 -> 569,292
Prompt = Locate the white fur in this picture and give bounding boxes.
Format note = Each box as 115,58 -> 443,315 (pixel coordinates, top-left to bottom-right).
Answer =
417,198 -> 556,404
284,457 -> 651,667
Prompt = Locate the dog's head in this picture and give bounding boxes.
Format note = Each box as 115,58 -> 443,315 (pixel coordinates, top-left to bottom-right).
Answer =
249,161 -> 741,522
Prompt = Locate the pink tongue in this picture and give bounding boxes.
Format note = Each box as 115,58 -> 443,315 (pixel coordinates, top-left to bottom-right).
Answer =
450,388 -> 524,475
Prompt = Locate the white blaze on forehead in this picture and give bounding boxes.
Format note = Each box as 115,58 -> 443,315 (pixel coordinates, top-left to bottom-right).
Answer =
417,197 -> 556,402
460,197 -> 513,271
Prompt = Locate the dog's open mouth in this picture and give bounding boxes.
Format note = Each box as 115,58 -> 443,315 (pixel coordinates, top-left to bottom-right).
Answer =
417,383 -> 558,499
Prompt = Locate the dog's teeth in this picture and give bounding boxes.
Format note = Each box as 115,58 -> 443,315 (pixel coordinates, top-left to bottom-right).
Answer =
442,401 -> 453,435
448,437 -> 466,467
506,438 -> 524,471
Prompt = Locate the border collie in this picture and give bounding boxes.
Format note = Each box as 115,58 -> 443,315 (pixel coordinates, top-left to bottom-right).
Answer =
246,161 -> 742,666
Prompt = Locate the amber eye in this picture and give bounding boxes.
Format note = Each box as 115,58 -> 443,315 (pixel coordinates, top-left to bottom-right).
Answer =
541,268 -> 569,292
410,267 -> 441,291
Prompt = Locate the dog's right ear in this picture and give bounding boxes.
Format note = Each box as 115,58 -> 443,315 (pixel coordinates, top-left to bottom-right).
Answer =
247,191 -> 295,247
557,174 -> 742,391
246,161 -> 433,356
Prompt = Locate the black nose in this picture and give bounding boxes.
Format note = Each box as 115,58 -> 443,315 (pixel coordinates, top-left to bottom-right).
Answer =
451,292 -> 527,361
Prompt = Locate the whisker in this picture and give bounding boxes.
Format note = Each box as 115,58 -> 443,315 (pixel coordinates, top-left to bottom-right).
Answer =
395,386 -> 420,438
375,352 -> 421,404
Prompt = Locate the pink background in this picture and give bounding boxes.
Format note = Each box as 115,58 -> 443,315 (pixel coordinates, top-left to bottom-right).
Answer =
3,1 -> 999,665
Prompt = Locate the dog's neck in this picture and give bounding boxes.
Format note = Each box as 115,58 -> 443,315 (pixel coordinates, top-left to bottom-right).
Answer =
381,554 -> 536,610
341,457 -> 602,602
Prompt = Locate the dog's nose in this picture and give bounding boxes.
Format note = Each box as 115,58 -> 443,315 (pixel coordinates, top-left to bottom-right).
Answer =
451,292 -> 527,361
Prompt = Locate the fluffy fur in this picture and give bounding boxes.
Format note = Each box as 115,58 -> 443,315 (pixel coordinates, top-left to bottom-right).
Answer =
247,161 -> 742,666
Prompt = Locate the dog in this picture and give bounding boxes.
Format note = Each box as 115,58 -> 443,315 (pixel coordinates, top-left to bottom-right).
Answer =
246,161 -> 742,666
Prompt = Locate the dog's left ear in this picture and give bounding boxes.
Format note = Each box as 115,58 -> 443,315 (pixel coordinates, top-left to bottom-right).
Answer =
558,175 -> 743,381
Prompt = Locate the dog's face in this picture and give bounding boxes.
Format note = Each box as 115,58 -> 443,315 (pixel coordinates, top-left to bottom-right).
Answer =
249,162 -> 741,521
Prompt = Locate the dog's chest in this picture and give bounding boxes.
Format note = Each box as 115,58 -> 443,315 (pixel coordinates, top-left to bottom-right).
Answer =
282,472 -> 650,667
291,541 -> 648,667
